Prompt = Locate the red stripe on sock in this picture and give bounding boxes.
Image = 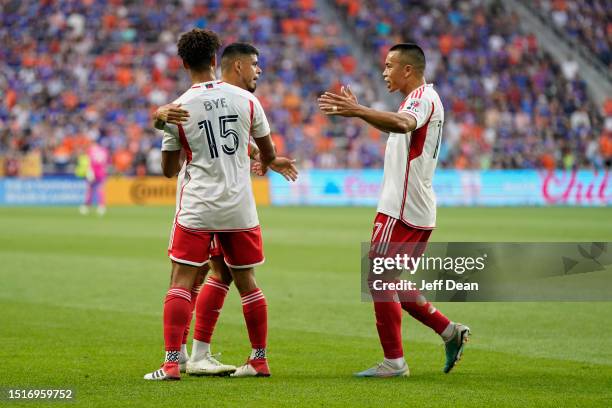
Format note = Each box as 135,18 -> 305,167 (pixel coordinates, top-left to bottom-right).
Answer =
164,287 -> 192,351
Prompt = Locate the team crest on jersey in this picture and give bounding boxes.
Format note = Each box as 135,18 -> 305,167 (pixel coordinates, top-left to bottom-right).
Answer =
405,100 -> 420,111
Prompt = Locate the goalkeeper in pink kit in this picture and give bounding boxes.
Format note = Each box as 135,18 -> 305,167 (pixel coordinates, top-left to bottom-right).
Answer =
79,141 -> 109,216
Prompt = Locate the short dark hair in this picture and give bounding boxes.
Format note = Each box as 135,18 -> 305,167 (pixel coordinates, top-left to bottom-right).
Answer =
389,43 -> 426,73
221,42 -> 259,71
177,29 -> 222,71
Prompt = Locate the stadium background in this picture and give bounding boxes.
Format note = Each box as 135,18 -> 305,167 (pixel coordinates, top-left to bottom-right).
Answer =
1,0 -> 611,407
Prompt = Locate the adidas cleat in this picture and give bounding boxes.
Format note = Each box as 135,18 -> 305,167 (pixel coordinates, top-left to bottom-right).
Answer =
444,323 -> 470,373
230,358 -> 270,377
144,363 -> 180,381
354,361 -> 410,378
186,352 -> 236,376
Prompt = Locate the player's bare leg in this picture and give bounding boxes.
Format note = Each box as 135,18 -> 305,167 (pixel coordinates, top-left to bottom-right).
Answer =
144,261 -> 199,381
229,267 -> 270,377
187,256 -> 236,376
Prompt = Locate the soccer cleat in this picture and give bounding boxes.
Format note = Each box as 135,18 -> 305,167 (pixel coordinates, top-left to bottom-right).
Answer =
443,323 -> 471,373
186,352 -> 236,376
354,361 -> 410,378
143,362 -> 180,381
230,358 -> 270,377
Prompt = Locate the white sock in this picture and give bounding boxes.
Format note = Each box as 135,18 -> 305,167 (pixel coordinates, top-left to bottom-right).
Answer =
383,357 -> 406,370
191,339 -> 210,361
180,344 -> 189,362
441,322 -> 456,342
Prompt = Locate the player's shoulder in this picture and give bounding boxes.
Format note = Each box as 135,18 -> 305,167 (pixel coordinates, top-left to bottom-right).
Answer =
218,82 -> 260,103
172,86 -> 199,105
422,84 -> 442,101
410,83 -> 437,99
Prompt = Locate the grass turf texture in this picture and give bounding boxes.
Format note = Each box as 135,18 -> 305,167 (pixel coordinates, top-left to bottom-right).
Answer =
0,206 -> 611,407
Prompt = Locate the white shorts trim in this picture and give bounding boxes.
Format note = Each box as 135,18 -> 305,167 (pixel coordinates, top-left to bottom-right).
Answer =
169,254 -> 208,267
224,258 -> 265,269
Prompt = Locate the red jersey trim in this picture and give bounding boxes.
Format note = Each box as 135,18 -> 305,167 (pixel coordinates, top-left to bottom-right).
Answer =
248,100 -> 254,157
178,124 -> 192,163
399,101 -> 435,222
249,100 -> 254,131
175,124 -> 192,224
399,84 -> 427,109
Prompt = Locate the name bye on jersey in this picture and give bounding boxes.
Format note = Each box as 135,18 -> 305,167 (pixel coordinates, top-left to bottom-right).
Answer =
162,80 -> 270,231
377,84 -> 444,229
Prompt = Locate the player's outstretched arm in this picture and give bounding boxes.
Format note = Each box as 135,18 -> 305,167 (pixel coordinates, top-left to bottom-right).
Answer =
152,103 -> 190,130
318,86 -> 416,134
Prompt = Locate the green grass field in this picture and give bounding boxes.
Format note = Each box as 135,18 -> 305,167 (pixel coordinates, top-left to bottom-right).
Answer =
1,206 -> 611,407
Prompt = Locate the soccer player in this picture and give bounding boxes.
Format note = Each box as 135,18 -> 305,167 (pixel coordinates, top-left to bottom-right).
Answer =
144,30 -> 290,380
152,43 -> 297,377
78,139 -> 109,216
318,43 -> 470,377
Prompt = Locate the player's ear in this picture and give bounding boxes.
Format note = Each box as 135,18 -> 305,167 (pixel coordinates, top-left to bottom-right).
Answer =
403,63 -> 413,78
235,59 -> 242,73
211,54 -> 217,69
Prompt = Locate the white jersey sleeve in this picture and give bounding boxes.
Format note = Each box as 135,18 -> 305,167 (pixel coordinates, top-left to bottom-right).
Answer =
400,96 -> 433,130
161,123 -> 181,151
250,98 -> 270,138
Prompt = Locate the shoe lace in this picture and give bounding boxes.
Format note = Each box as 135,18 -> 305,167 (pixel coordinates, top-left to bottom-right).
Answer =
204,352 -> 223,366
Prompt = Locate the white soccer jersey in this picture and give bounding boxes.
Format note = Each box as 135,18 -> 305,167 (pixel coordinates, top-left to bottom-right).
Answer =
377,83 -> 444,229
162,80 -> 270,231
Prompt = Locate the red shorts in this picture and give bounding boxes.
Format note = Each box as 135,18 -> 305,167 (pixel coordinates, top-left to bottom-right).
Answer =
209,235 -> 223,258
369,212 -> 431,259
168,223 -> 264,269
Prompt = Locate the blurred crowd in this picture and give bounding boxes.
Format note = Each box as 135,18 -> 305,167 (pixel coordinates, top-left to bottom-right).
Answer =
528,0 -> 611,70
333,0 -> 611,169
0,0 -> 610,177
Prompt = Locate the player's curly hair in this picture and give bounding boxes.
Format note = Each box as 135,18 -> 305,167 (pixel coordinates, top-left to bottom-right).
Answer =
177,29 -> 222,72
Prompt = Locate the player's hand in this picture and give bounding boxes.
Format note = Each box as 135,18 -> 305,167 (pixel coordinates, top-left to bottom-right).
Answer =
251,157 -> 298,181
270,157 -> 298,181
154,103 -> 190,125
341,85 -> 358,104
318,85 -> 360,117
